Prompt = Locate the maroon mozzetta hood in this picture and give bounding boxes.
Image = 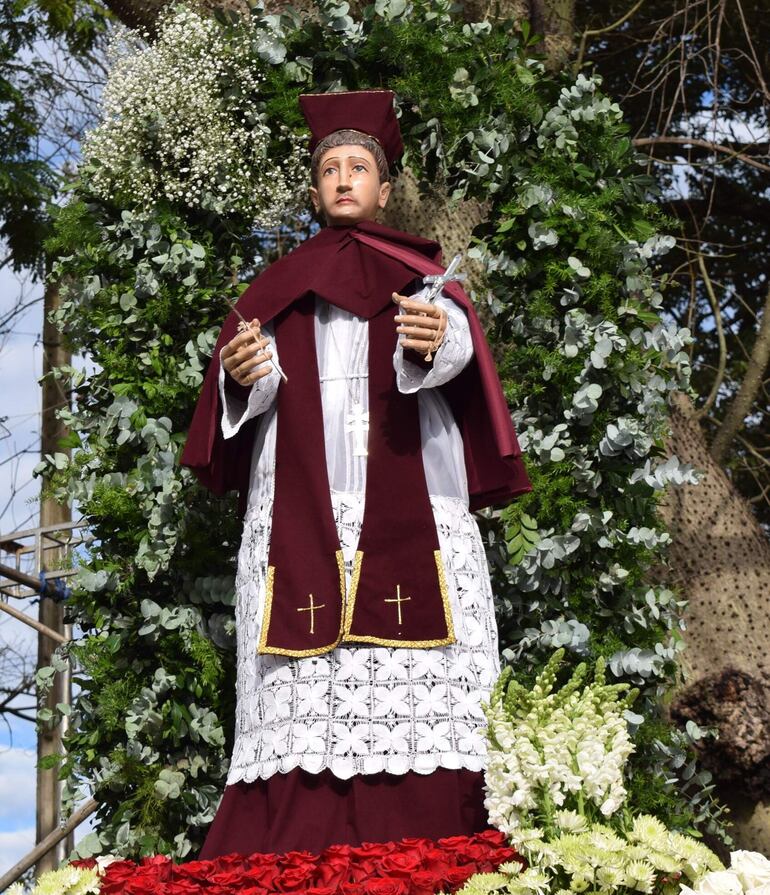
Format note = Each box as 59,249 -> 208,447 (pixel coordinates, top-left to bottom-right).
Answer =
181,219 -> 530,512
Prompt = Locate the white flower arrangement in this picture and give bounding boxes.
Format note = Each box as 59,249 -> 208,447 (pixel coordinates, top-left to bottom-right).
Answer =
454,648 -> 756,895
80,7 -> 306,226
483,648 -> 638,836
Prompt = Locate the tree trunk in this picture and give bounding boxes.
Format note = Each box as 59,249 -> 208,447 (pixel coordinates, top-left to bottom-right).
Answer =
36,278 -> 71,874
661,393 -> 770,853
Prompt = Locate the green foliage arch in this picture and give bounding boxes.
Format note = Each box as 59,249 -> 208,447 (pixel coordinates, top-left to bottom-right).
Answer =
40,0 -> 727,859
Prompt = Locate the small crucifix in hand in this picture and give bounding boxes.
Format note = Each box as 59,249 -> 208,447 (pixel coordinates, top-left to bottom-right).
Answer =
384,584 -> 411,631
345,403 -> 370,457
420,253 -> 467,362
297,593 -> 325,635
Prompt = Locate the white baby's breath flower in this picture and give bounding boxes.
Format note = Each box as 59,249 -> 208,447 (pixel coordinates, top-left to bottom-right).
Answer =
81,7 -> 305,227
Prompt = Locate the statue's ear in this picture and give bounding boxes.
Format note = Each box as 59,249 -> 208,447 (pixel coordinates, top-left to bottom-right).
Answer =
309,185 -> 320,213
378,180 -> 392,210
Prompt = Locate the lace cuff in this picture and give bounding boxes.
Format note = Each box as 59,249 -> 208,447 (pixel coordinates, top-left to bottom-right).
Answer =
219,325 -> 280,439
394,292 -> 474,394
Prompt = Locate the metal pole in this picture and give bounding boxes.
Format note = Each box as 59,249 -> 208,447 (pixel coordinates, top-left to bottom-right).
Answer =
0,601 -> 69,644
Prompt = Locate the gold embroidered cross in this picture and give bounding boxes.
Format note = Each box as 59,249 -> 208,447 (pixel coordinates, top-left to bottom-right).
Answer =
297,593 -> 325,635
384,584 -> 411,629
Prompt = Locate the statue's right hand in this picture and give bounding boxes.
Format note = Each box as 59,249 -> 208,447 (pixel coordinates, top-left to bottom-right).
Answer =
221,319 -> 274,386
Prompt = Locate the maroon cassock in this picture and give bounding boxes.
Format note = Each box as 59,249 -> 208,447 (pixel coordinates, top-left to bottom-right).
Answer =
181,220 -> 531,857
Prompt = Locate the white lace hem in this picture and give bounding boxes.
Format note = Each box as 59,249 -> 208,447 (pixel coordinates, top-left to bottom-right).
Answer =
228,750 -> 486,783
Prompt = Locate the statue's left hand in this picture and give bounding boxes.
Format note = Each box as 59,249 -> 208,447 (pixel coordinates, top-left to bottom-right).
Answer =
392,293 -> 447,358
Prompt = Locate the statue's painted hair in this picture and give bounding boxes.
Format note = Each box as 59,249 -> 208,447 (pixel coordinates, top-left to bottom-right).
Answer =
310,129 -> 390,186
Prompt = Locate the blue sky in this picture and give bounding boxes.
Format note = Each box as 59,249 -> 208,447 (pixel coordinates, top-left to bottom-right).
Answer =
0,263 -> 47,871
0,265 -> 95,873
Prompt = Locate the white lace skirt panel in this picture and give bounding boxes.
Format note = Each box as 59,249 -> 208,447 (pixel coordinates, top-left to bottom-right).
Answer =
227,489 -> 501,784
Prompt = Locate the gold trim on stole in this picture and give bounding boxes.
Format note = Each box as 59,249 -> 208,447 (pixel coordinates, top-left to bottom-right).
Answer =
341,550 -> 456,648
257,551 -> 347,657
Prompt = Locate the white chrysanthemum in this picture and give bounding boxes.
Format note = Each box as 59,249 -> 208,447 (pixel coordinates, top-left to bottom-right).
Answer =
20,865 -> 101,895
554,809 -> 589,833
624,860 -> 657,893
629,813 -> 669,847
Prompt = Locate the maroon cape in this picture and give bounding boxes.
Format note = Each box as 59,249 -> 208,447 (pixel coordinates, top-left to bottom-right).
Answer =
180,219 -> 531,511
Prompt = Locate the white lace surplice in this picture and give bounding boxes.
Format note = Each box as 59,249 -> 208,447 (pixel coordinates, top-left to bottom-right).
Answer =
219,291 -> 501,784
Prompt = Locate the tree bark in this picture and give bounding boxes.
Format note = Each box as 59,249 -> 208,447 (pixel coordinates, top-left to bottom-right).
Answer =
36,278 -> 71,875
661,392 -> 770,853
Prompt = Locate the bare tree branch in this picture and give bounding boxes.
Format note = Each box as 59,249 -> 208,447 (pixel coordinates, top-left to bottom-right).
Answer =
633,136 -> 770,173
711,286 -> 770,462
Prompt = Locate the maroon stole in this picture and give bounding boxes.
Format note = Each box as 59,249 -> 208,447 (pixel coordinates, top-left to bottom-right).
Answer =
257,295 -> 455,657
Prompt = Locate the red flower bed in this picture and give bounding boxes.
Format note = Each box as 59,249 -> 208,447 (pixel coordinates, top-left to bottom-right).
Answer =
83,830 -> 520,895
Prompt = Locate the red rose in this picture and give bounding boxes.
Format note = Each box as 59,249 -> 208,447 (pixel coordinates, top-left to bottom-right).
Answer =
472,830 -> 506,847
410,870 -> 442,895
314,854 -> 352,887
378,853 -> 423,878
340,884 -> 366,895
163,882 -> 202,895
280,849 -> 317,866
306,887 -> 337,895
320,843 -> 352,860
242,864 -> 281,889
459,844 -> 497,864
210,868 -> 251,887
175,858 -> 214,880
124,879 -> 165,895
219,853 -> 251,873
276,863 -> 316,890
363,876 -> 409,895
442,866 -> 475,890
351,841 -> 396,860
435,836 -> 471,850
396,838 -> 431,858
421,849 -> 453,874
100,859 -> 139,892
70,858 -> 97,870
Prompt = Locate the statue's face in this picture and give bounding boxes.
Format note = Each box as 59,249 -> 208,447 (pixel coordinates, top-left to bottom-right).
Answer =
310,144 -> 391,226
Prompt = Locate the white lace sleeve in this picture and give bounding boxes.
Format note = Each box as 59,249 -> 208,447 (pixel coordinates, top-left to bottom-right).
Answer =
219,323 -> 280,440
394,291 -> 474,394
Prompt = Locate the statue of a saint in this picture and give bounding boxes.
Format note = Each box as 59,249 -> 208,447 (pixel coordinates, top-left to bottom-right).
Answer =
182,90 -> 530,858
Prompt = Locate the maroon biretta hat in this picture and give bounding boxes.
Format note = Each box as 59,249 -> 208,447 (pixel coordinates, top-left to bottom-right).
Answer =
299,89 -> 404,166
